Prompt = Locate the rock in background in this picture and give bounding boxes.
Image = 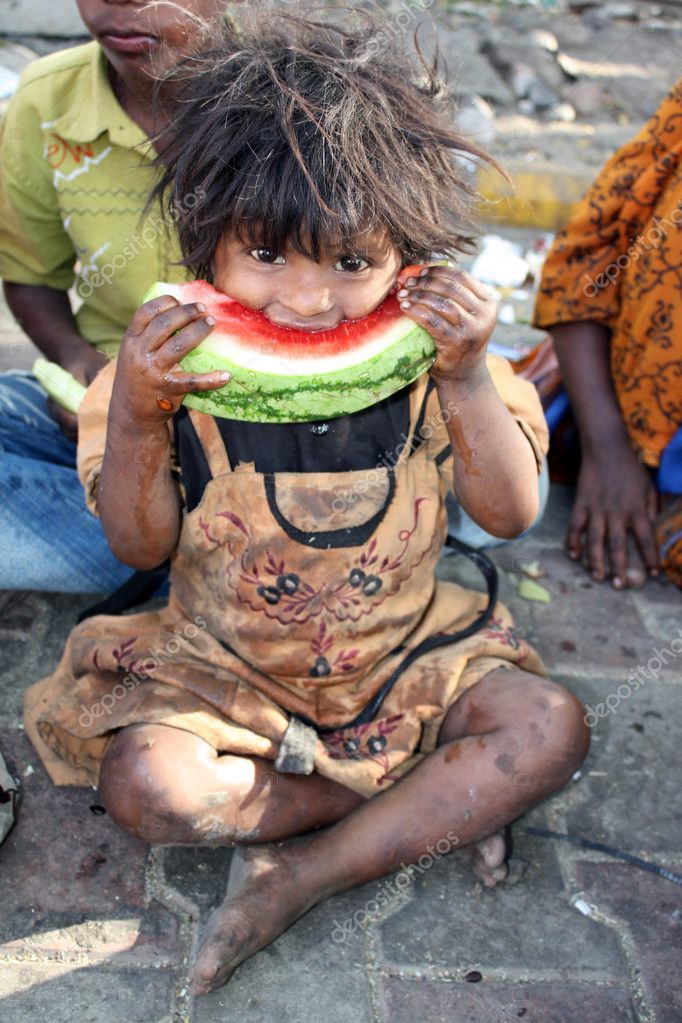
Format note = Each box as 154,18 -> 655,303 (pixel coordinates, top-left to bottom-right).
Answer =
0,0 -> 85,38
1,0 -> 681,222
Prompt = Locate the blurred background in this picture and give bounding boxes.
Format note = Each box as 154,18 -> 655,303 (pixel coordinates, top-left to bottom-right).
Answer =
1,0 -> 681,371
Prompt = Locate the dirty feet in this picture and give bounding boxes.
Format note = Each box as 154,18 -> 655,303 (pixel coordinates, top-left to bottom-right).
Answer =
191,840 -> 317,995
470,831 -> 509,887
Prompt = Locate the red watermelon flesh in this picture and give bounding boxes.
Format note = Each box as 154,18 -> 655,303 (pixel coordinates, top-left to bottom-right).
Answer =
144,269 -> 436,423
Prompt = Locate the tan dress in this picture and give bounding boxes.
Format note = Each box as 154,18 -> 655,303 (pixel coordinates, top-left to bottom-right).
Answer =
25,358 -> 548,798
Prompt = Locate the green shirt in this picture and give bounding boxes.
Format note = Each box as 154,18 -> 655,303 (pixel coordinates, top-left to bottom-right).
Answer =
0,41 -> 191,356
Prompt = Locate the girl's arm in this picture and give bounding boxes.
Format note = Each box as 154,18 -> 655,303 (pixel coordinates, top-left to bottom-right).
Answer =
399,266 -> 539,539
97,296 -> 229,570
551,320 -> 659,585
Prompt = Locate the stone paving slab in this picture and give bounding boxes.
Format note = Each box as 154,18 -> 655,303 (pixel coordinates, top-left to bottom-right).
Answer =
0,961 -> 173,1023
576,863 -> 682,1023
0,593 -> 100,729
378,977 -> 638,1023
552,676 -> 682,855
0,730 -> 180,970
376,831 -> 625,977
194,901 -> 375,1023
2,520 -> 681,1019
163,847 -> 377,1023
631,579 -> 682,658
492,545 -> 655,676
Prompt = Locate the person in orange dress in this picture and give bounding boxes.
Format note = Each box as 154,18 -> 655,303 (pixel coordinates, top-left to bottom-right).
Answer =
534,80 -> 682,588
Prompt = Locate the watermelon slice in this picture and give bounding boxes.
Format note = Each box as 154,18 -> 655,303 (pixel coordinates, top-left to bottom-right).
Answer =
143,275 -> 436,423
32,358 -> 87,415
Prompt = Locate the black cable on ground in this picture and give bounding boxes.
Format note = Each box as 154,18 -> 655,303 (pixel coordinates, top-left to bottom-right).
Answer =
523,826 -> 682,887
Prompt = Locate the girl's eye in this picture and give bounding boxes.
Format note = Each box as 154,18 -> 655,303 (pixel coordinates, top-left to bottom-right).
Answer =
334,256 -> 369,273
250,248 -> 286,265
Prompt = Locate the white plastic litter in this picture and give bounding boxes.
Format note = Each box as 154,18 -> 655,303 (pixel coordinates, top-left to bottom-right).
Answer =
524,235 -> 554,280
573,899 -> 594,917
470,235 -> 530,289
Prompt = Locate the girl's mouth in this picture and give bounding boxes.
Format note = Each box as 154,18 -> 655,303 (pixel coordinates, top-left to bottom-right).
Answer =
269,319 -> 342,333
99,32 -> 160,55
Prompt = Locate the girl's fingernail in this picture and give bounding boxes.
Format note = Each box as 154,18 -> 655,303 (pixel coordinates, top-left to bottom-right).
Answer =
400,300 -> 411,309
397,288 -> 408,297
405,277 -> 417,287
205,316 -> 216,326
219,372 -> 230,381
196,303 -> 206,313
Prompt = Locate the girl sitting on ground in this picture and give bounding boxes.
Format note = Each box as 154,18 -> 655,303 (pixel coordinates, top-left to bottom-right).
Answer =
25,7 -> 589,996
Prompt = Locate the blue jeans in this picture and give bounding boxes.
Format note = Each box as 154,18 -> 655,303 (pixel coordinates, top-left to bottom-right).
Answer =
0,371 -> 135,593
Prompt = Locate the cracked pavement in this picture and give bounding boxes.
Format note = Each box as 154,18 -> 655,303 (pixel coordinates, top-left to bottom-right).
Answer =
1,477 -> 681,1021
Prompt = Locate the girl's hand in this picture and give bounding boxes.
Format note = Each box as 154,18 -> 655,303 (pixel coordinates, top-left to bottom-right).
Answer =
397,266 -> 497,383
113,295 -> 230,426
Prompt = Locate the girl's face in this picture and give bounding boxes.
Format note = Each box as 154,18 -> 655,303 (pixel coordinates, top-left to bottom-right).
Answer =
213,230 -> 403,331
76,0 -> 228,67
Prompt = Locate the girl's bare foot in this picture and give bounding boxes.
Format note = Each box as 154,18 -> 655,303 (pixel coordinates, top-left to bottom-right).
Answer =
190,827 -> 510,995
470,831 -> 508,887
191,841 -> 316,995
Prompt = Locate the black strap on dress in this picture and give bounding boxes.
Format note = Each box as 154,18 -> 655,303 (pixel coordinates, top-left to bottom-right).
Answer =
295,532 -> 498,734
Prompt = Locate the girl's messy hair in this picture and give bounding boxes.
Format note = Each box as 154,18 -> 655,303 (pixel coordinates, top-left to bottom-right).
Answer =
151,1 -> 501,279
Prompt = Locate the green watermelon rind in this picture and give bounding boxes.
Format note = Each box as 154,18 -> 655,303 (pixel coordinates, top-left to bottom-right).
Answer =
144,283 -> 436,423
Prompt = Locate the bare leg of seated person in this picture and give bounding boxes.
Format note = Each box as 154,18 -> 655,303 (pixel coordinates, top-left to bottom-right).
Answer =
98,667 -> 589,995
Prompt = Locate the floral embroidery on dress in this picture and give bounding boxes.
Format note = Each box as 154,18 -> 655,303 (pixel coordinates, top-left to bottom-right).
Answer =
480,615 -> 529,661
308,622 -> 359,677
226,497 -> 432,625
92,636 -> 156,678
324,714 -> 404,784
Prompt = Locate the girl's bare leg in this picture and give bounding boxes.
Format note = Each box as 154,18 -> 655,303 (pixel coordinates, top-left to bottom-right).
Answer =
99,724 -> 366,845
98,668 -> 589,995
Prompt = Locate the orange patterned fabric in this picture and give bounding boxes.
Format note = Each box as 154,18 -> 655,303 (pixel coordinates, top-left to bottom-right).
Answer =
534,80 -> 682,469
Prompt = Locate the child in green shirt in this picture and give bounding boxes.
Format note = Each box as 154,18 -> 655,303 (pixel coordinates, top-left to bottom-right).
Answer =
0,0 -> 236,592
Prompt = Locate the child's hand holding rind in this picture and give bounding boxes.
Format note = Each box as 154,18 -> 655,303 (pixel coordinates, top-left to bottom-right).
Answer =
99,296 -> 229,568
112,295 -> 230,425
397,267 -> 498,384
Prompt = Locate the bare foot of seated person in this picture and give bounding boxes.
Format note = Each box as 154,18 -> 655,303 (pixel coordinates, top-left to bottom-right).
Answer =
97,667 -> 589,995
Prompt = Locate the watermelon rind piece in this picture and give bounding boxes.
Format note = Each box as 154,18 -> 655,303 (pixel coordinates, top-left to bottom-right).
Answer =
143,282 -> 436,423
32,357 -> 87,415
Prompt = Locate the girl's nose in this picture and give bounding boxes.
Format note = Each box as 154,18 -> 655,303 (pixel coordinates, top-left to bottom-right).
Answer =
283,285 -> 334,319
